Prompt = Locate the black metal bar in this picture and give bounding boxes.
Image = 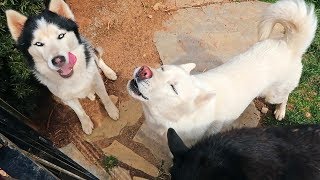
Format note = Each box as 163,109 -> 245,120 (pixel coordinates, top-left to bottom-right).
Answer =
0,135 -> 57,180
0,105 -> 99,180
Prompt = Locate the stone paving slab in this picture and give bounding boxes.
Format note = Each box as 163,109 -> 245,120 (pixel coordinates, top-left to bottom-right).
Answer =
109,167 -> 132,180
133,176 -> 148,180
152,1 -> 277,131
59,143 -> 110,179
133,123 -> 172,171
163,0 -> 223,11
85,99 -> 143,142
154,1 -> 283,65
103,140 -> 159,177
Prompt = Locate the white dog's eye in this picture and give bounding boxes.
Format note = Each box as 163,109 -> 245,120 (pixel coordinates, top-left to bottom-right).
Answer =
58,33 -> 66,39
171,84 -> 178,95
34,42 -> 44,46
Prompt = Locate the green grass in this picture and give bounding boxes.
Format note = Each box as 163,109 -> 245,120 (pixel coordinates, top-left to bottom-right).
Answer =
260,0 -> 320,126
102,155 -> 119,172
0,0 -> 45,116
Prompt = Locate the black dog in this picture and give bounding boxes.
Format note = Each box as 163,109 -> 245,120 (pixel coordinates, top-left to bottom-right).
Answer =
168,125 -> 320,180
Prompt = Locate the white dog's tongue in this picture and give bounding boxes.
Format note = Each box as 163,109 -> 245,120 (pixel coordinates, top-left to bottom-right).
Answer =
58,52 -> 77,76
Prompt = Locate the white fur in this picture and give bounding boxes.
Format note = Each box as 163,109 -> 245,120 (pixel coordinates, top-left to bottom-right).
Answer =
128,0 -> 317,145
6,0 -> 119,135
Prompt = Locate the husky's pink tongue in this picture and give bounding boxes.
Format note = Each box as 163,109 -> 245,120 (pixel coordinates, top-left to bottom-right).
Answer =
58,52 -> 77,76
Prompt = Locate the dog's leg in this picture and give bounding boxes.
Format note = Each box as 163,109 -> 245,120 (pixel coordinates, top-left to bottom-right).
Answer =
63,99 -> 94,135
264,86 -> 292,121
274,96 -> 288,121
94,73 -> 119,120
94,47 -> 117,80
266,94 -> 289,121
97,59 -> 117,80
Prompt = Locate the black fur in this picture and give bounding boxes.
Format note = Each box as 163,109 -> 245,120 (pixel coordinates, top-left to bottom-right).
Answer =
168,125 -> 320,180
16,8 -> 92,69
83,41 -> 92,66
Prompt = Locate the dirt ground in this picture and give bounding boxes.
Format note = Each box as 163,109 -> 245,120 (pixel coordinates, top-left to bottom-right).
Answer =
38,0 -> 170,178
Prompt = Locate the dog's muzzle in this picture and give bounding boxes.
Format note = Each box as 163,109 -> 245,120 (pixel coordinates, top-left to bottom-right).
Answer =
54,52 -> 77,79
129,79 -> 148,100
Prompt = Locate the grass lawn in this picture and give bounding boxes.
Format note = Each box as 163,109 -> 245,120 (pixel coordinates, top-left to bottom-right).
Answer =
259,0 -> 320,126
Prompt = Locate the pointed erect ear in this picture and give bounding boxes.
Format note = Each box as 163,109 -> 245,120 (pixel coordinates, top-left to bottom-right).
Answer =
49,0 -> 75,20
6,10 -> 27,42
180,63 -> 196,74
167,128 -> 188,157
195,92 -> 216,107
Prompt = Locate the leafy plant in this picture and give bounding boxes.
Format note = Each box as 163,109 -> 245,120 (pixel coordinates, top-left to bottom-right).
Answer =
102,155 -> 119,172
0,0 -> 47,116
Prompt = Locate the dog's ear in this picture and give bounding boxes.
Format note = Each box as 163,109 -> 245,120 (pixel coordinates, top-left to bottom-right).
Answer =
6,10 -> 27,42
48,0 -> 75,20
180,63 -> 196,74
195,92 -> 216,107
167,128 -> 188,157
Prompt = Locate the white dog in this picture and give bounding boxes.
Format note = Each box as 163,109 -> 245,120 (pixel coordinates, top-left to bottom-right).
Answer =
128,0 -> 317,144
6,0 -> 119,134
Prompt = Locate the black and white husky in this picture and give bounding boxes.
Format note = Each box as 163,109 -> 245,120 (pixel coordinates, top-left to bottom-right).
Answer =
6,0 -> 119,134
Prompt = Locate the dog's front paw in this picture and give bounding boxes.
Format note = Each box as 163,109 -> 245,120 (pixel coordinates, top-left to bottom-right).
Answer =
81,116 -> 94,134
107,71 -> 117,81
274,108 -> 286,121
107,105 -> 119,120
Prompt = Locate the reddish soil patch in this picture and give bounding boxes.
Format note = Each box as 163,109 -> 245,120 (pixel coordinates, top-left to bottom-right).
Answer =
38,0 -> 170,178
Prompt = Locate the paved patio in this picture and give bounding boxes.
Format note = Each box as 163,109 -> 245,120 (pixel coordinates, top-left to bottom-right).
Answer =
58,0 -> 282,179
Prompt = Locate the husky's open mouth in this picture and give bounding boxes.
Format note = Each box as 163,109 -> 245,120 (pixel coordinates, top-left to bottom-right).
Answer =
57,52 -> 77,78
129,79 -> 148,100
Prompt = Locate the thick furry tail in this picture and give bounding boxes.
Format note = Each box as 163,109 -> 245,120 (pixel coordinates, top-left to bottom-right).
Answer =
258,0 -> 318,55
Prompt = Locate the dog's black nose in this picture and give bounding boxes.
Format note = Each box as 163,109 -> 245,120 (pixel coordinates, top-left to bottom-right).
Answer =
51,56 -> 66,67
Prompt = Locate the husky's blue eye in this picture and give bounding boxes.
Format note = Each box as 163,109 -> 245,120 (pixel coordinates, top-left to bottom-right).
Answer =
58,33 -> 66,39
34,42 -> 44,46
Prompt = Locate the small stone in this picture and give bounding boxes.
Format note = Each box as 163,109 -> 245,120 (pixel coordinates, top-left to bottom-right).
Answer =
153,2 -> 163,11
261,107 -> 268,114
305,112 -> 312,118
143,54 -> 147,57
109,167 -> 131,180
103,141 -> 159,177
147,15 -> 153,19
110,95 -> 119,104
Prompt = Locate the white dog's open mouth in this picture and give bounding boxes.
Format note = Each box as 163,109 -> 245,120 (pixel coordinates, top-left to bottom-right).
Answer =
128,79 -> 148,100
57,52 -> 77,78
